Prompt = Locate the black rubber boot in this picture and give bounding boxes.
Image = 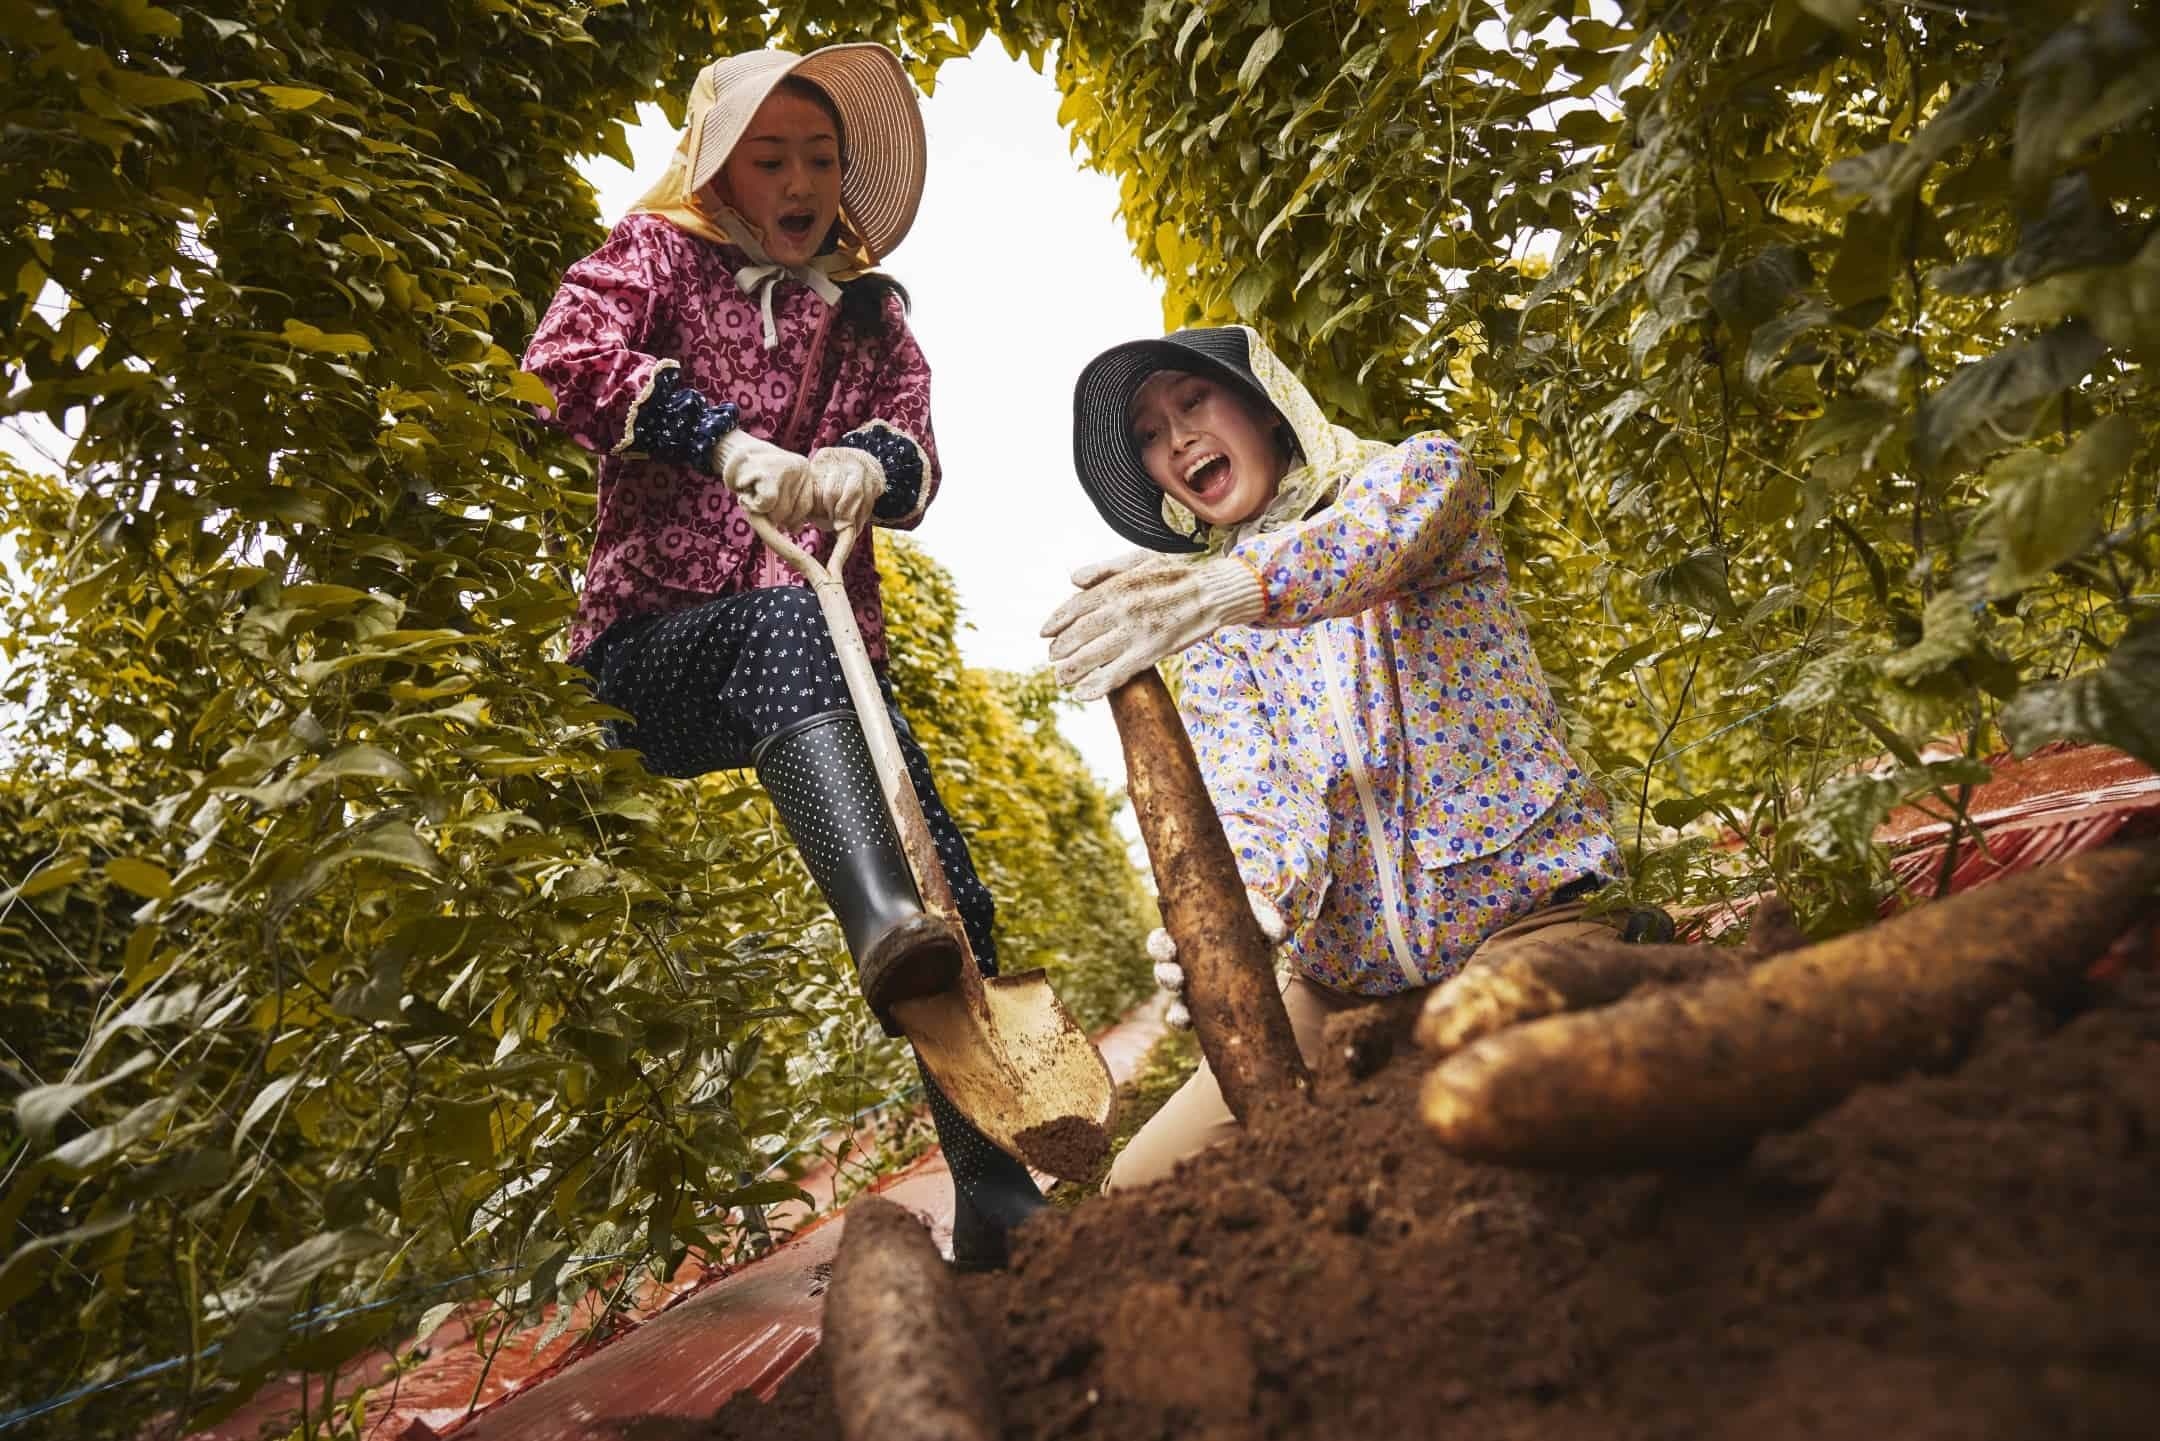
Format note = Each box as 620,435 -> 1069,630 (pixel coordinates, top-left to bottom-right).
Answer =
921,1060 -> 1048,1271
753,710 -> 964,1030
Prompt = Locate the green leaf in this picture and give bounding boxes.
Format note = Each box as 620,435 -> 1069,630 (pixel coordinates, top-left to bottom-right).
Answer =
1784,771 -> 1901,867
1930,175 -> 2137,297
234,1073 -> 301,1153
275,820 -> 446,913
505,370 -> 555,408
1782,644 -> 1875,715
104,856 -> 172,900
1175,6 -> 1207,63
331,948 -> 407,1024
1980,415 -> 2140,595
3,854 -> 89,903
1651,788 -> 1749,830
1237,27 -> 1284,92
218,1231 -> 394,1376
1640,549 -> 1732,618
0,1211 -> 136,1311
712,1179 -> 813,1210
1881,591 -> 1978,682
49,1092 -> 184,1177
259,84 -> 330,110
413,1299 -> 462,1348
1228,265 -> 1275,318
1912,323 -> 2106,471
1709,246 -> 1811,337
104,71 -> 207,108
424,1098 -> 498,1166
1826,83 -> 2001,212
279,318 -> 374,355
2001,616 -> 2160,771
16,1050 -> 157,1146
1744,299 -> 1832,390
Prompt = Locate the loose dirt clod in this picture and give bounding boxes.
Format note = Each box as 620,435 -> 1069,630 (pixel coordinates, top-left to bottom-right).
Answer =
703,916 -> 2160,1441
1424,845 -> 2160,1167
1012,1115 -> 1111,1179
1319,993 -> 1422,1084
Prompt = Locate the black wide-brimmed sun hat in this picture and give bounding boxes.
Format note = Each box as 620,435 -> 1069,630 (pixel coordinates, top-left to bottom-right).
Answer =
1071,325 -> 1278,553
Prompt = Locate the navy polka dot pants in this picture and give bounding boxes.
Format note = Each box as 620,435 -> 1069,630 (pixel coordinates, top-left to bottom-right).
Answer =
580,586 -> 999,973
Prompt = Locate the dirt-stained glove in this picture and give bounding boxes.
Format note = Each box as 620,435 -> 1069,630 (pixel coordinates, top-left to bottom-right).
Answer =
713,429 -> 814,530
1040,551 -> 1266,701
1146,888 -> 1287,1030
804,445 -> 884,533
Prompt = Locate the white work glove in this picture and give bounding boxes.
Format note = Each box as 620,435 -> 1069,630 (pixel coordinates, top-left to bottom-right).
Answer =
1147,888 -> 1287,1030
1040,551 -> 1266,702
803,446 -> 884,533
713,429 -> 815,530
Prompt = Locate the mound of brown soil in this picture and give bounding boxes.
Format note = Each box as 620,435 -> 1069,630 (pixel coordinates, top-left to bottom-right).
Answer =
705,977 -> 2160,1440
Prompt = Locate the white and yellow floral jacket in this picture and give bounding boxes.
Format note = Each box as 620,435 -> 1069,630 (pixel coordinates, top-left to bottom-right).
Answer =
1179,347 -> 1621,995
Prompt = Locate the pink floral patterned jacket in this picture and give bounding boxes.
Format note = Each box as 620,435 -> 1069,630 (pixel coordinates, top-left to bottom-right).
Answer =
521,213 -> 939,662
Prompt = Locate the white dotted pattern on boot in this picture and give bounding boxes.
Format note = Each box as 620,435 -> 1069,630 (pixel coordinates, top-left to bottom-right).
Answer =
758,718 -> 901,886
583,585 -> 1000,964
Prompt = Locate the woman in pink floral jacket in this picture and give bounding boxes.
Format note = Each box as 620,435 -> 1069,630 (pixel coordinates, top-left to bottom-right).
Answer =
522,43 -> 1044,1269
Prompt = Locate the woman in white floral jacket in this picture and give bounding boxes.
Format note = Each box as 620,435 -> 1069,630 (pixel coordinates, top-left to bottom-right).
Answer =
1043,326 -> 1628,1189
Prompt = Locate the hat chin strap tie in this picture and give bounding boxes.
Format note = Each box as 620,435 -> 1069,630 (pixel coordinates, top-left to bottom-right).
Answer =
733,258 -> 845,349
711,203 -> 849,349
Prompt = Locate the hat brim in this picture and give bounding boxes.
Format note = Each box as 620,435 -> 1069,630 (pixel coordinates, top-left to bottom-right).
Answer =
1070,328 -> 1274,553
689,44 -> 927,263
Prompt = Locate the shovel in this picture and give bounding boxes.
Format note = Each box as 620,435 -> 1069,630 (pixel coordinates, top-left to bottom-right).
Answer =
744,510 -> 1115,1180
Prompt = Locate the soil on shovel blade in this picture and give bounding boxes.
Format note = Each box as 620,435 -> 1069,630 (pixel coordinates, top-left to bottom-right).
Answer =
700,976 -> 2160,1441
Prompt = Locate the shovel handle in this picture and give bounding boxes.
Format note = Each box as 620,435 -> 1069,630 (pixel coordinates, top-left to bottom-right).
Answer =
742,511 -> 968,931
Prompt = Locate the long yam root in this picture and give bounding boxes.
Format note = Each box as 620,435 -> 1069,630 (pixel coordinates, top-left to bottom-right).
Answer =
1422,845 -> 2160,1168
1418,935 -> 1750,1057
824,1196 -> 1001,1441
1418,893 -> 1804,1056
1109,670 -> 1310,1118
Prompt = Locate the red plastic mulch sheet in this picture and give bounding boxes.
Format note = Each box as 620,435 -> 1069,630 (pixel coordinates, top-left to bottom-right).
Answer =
1691,742 -> 2160,969
181,998 -> 1170,1441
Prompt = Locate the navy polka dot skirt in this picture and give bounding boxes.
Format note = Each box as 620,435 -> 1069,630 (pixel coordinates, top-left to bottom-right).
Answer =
578,585 -> 999,973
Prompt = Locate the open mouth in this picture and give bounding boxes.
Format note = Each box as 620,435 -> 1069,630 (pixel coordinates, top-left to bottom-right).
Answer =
1183,453 -> 1232,500
776,211 -> 817,240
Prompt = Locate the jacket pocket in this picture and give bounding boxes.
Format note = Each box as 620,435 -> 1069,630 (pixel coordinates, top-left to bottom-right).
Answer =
1406,746 -> 1580,870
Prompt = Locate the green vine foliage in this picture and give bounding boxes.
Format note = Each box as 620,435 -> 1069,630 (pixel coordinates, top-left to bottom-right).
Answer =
0,2 -> 1146,1433
5,0 -> 2160,1434
1048,0 -> 2160,926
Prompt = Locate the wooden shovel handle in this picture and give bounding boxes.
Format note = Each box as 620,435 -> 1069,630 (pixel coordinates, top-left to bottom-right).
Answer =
743,513 -> 969,941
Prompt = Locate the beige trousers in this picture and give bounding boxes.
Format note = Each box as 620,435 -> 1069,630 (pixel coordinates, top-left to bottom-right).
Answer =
1104,903 -> 1612,1192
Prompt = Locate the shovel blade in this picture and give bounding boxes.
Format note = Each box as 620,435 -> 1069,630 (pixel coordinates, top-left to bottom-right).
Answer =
891,969 -> 1116,1181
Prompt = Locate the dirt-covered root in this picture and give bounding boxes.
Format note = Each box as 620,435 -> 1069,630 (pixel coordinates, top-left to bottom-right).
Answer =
1423,844 -> 2160,1168
822,1197 -> 1000,1441
1110,671 -> 1309,1118
1417,933 -> 1751,1057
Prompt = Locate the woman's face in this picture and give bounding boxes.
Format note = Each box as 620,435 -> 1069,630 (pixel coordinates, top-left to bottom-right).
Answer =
714,85 -> 842,266
1128,371 -> 1288,530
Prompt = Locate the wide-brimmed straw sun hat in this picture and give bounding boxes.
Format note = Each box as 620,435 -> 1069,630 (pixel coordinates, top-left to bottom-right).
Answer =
1071,326 -> 1278,553
683,43 -> 927,262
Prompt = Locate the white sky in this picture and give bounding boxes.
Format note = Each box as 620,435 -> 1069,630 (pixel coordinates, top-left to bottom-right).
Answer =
577,45 -> 1165,795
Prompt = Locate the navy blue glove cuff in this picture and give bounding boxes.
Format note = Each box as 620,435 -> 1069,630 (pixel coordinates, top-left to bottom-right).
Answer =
628,367 -> 740,472
838,421 -> 926,523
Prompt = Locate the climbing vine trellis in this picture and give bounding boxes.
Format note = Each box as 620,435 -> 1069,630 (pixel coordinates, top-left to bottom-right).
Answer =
2,0 -> 2157,1433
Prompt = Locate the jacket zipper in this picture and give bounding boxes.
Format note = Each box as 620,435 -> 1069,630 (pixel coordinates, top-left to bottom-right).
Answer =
1319,625 -> 1421,988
